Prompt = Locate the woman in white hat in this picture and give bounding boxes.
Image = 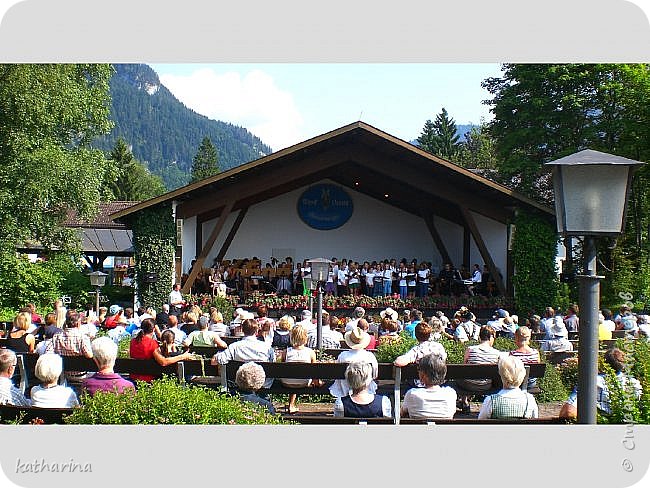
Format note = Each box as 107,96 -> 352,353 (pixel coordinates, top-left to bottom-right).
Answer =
329,327 -> 378,398
540,319 -> 573,352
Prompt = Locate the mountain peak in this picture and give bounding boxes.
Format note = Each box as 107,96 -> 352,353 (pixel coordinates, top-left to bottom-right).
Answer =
114,64 -> 161,96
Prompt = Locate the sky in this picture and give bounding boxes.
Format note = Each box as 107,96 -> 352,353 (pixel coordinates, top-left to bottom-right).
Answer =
149,64 -> 505,151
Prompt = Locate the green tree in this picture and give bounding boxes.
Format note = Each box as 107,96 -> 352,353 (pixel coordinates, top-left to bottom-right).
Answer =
456,123 -> 499,169
107,138 -> 166,201
417,108 -> 461,160
416,119 -> 437,153
190,136 -> 220,183
482,63 -> 650,200
0,64 -> 114,255
0,65 -> 116,312
483,63 -> 650,310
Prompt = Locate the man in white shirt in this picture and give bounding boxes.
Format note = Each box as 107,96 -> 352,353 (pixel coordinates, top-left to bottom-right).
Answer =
468,264 -> 482,296
212,319 -> 275,388
296,310 -> 315,333
169,283 -> 184,316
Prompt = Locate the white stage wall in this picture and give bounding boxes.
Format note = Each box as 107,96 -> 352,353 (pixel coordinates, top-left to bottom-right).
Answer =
181,180 -> 507,275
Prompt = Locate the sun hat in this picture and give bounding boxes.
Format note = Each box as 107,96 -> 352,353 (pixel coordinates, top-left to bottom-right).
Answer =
109,304 -> 121,315
495,308 -> 509,319
301,309 -> 312,319
550,318 -> 568,338
353,306 -> 365,318
234,308 -> 253,322
380,307 -> 398,321
344,326 -> 371,349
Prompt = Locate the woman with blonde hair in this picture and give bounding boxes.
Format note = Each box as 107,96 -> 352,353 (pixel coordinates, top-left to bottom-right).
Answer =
181,311 -> 200,335
478,355 -> 538,419
208,308 -> 228,336
6,312 -> 36,353
509,326 -> 541,389
272,315 -> 294,349
55,306 -> 67,329
280,325 -> 317,414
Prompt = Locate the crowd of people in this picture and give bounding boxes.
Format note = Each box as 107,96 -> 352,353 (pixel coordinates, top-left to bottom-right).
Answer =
0,296 -> 646,422
184,257 -> 498,298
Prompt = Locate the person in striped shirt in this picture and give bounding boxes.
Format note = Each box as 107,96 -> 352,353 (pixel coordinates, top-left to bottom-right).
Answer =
509,326 -> 540,389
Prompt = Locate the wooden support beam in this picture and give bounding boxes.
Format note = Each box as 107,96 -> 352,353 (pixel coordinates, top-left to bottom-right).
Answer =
215,207 -> 249,263
182,200 -> 235,293
459,206 -> 507,296
422,214 -> 452,265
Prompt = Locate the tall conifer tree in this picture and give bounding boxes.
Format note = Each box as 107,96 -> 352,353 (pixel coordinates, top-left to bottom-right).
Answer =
190,136 -> 220,183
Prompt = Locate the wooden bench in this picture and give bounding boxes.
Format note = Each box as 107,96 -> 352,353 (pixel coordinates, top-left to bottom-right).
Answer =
283,414 -> 566,425
0,404 -> 73,424
13,354 -> 218,393
543,351 -> 579,364
222,360 -> 395,397
393,363 -> 546,423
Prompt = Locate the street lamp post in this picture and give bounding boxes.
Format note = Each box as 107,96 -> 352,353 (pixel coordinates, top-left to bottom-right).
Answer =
307,258 -> 332,350
88,270 -> 108,316
546,149 -> 643,424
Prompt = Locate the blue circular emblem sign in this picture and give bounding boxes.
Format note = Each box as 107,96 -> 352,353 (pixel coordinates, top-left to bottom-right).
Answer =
297,184 -> 353,230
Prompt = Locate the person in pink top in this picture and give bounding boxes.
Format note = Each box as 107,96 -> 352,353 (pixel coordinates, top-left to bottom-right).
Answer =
82,337 -> 135,396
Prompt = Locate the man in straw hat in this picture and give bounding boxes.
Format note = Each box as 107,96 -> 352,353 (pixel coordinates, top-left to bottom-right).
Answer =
329,326 -> 378,398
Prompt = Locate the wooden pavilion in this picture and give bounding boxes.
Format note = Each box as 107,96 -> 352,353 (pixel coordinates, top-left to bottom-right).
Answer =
111,122 -> 554,296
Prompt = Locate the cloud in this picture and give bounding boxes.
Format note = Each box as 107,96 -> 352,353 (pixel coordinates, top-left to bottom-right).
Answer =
158,68 -> 303,151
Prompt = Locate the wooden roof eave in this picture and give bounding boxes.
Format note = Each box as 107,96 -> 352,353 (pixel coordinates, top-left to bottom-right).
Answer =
110,121 -> 554,222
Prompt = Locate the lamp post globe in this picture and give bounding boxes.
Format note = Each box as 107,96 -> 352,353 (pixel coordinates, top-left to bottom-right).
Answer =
88,270 -> 108,314
307,258 -> 333,350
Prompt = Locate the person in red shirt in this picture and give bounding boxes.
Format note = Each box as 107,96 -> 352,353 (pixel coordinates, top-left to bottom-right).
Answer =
129,318 -> 192,383
27,303 -> 42,325
104,305 -> 125,330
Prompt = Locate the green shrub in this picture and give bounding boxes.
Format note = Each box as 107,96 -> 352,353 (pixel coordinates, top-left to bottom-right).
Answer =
209,296 -> 235,324
600,362 -> 642,424
616,337 -> 650,424
375,331 -> 417,362
117,335 -> 132,358
493,337 -> 516,352
536,363 -> 569,403
511,212 -> 559,316
558,359 -> 579,393
65,376 -> 286,425
439,337 -> 473,364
